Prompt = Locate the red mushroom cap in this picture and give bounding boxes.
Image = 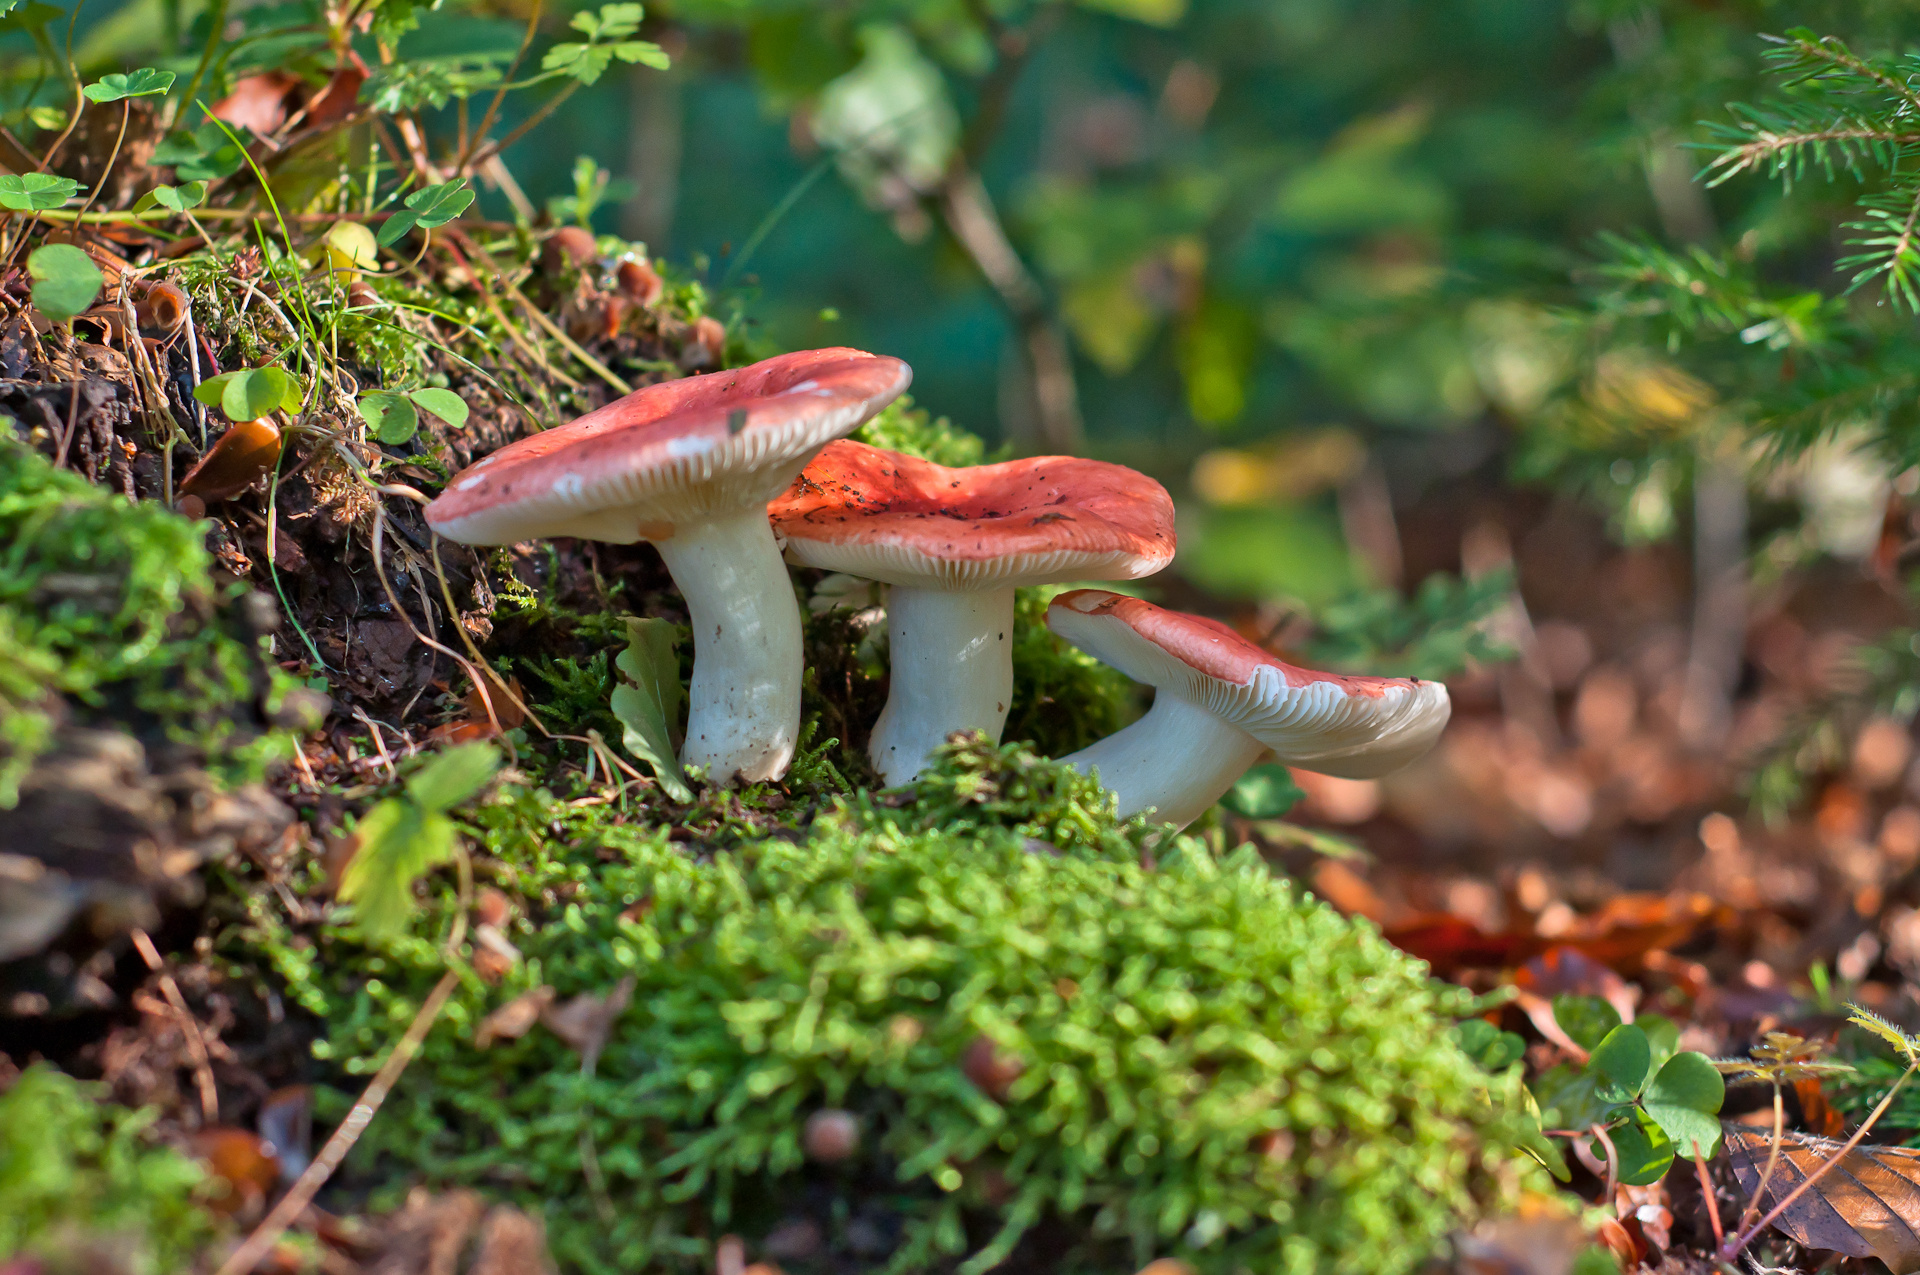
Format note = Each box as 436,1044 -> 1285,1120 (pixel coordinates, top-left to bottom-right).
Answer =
1047,589 -> 1450,778
425,348 -> 911,545
767,440 -> 1175,589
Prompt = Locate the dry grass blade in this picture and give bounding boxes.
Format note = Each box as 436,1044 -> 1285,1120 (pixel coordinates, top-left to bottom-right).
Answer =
1724,1125 -> 1920,1271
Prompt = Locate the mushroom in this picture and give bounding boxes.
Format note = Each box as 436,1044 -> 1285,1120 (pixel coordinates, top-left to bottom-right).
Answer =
1047,590 -> 1450,828
768,441 -> 1174,785
425,348 -> 912,784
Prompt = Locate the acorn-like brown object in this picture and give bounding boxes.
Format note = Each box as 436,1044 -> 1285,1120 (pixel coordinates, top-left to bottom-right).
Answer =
802,1109 -> 860,1163
960,1035 -> 1024,1101
616,256 -> 664,307
137,280 -> 189,333
176,415 -> 284,504
541,225 -> 598,275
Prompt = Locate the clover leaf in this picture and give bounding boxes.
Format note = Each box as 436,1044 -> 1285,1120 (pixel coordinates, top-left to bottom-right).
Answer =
0,173 -> 80,211
195,367 -> 301,422
132,181 -> 208,214
376,178 -> 475,247
359,391 -> 420,444
27,245 -> 102,324
83,68 -> 175,102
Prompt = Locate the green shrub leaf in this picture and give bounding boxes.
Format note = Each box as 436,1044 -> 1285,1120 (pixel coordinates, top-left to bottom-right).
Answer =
405,740 -> 502,813
339,743 -> 499,942
611,617 -> 691,801
26,244 -> 102,323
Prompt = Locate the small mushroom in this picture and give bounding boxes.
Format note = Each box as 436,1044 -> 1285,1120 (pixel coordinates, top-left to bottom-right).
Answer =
768,441 -> 1174,785
1047,590 -> 1450,828
426,348 -> 911,783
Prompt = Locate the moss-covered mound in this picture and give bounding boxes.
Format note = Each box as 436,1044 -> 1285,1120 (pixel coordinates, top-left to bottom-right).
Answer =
235,747 -> 1531,1275
0,443 -> 293,805
0,1064 -> 214,1271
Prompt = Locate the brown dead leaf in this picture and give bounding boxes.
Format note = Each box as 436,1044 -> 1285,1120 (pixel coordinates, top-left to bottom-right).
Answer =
1796,1076 -> 1848,1138
190,1127 -> 281,1218
1515,946 -> 1640,1025
540,975 -> 636,1070
474,986 -> 554,1048
469,1205 -> 555,1275
1724,1125 -> 1920,1272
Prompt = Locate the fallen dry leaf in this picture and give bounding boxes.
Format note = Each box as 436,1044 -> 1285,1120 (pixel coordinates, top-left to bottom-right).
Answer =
474,986 -> 554,1048
1724,1125 -> 1920,1271
540,975 -> 636,1070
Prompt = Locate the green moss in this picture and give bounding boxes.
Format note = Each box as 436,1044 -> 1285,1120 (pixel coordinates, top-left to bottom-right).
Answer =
0,443 -> 294,804
227,743 -> 1531,1275
854,399 -> 993,467
0,1065 -> 216,1270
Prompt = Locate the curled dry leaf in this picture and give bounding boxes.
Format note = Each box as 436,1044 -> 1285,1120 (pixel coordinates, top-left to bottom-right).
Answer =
474,985 -> 554,1048
256,1085 -> 313,1182
190,1127 -> 281,1216
540,975 -> 636,1070
176,415 -> 283,503
1724,1125 -> 1920,1272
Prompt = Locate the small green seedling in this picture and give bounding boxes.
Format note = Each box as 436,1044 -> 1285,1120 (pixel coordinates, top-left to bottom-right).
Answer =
541,2 -> 670,85
357,387 -> 471,445
194,367 -> 302,422
26,245 -> 102,325
1218,760 -> 1303,818
83,68 -> 174,102
0,173 -> 79,211
1529,994 -> 1725,1185
377,179 -> 476,247
132,181 -> 207,214
338,742 -> 501,943
151,122 -> 251,182
609,616 -> 691,800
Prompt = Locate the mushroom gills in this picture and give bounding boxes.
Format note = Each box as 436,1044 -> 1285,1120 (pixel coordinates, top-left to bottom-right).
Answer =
1058,691 -> 1268,829
869,584 -> 1016,786
651,508 -> 803,783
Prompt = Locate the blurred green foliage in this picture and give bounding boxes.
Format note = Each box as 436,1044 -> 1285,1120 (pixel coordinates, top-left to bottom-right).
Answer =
0,444 -> 294,805
228,739 -> 1533,1275
0,1064 -> 216,1270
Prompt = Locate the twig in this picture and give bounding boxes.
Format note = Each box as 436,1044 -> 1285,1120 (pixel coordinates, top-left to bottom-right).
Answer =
458,0 -> 545,177
936,168 -> 1080,452
1692,1148 -> 1725,1252
130,928 -> 220,1126
213,969 -> 459,1275
73,100 -> 131,219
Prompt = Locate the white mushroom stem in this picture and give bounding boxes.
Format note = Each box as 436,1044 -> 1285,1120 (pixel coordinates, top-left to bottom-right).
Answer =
869,585 -> 1016,785
1058,692 -> 1267,829
652,508 -> 802,784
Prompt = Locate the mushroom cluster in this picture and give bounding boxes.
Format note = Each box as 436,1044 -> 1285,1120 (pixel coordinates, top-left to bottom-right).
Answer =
428,344 -> 1450,824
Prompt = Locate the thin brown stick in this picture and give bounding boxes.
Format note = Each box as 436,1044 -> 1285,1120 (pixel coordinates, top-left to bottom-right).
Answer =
130,928 -> 219,1126
213,969 -> 459,1275
1692,1148 -> 1725,1252
73,100 -> 130,219
458,0 -> 545,176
